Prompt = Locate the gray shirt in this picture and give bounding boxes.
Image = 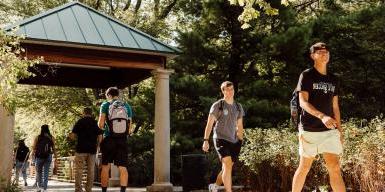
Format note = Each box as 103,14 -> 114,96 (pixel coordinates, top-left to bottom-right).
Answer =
210,99 -> 245,143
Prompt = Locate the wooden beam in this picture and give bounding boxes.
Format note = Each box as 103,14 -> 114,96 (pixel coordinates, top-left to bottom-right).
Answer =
21,43 -> 164,69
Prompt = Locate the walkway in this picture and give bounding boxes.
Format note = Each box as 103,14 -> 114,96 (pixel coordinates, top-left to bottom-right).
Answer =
16,177 -> 147,192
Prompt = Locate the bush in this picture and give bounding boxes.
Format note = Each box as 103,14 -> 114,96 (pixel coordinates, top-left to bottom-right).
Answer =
239,117 -> 385,191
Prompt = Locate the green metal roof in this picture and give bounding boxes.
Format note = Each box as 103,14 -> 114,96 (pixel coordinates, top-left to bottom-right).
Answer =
5,1 -> 180,56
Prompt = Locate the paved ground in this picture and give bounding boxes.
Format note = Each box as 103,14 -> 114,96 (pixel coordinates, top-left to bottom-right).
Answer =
15,177 -> 147,192
14,176 -> 246,192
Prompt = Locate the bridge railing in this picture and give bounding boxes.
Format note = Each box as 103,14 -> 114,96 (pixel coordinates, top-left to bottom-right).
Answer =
54,155 -> 102,185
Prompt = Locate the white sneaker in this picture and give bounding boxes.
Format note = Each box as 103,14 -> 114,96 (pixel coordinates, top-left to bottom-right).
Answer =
42,190 -> 47,192
208,183 -> 219,192
35,187 -> 41,192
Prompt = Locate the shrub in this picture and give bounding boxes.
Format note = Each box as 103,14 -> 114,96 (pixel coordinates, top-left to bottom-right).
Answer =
239,117 -> 385,191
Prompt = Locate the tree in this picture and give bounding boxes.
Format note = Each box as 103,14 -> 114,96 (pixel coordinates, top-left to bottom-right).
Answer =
0,30 -> 40,111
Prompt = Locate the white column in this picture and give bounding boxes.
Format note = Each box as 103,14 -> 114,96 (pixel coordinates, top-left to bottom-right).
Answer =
147,68 -> 174,192
0,105 -> 15,183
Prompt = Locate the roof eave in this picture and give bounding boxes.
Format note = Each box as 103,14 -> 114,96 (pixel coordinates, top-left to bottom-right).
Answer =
22,38 -> 179,59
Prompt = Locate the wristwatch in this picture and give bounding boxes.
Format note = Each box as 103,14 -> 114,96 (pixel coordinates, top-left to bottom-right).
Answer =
203,138 -> 209,141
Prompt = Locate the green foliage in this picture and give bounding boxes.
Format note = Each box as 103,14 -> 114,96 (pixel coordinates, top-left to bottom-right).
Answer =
127,130 -> 154,186
229,0 -> 296,28
14,86 -> 98,156
0,30 -> 40,112
239,117 -> 385,191
1,0 -> 385,188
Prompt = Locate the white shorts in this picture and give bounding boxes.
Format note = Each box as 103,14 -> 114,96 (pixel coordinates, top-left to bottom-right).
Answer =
299,129 -> 343,158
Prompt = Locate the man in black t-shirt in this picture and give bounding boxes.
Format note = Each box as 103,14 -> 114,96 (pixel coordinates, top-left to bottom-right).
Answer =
69,107 -> 103,192
292,42 -> 346,192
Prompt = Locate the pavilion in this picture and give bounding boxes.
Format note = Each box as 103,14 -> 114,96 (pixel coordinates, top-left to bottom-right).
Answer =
0,2 -> 180,191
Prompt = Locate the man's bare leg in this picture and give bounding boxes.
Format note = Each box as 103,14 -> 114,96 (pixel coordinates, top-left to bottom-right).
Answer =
323,153 -> 346,192
101,164 -> 111,187
221,157 -> 233,192
118,166 -> 128,186
292,156 -> 314,192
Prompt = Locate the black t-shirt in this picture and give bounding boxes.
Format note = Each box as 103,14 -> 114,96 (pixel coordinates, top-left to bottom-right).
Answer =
16,145 -> 30,161
72,116 -> 103,154
296,67 -> 340,132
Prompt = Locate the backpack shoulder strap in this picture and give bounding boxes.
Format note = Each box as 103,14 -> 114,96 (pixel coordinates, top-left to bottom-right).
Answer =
235,102 -> 241,112
218,99 -> 224,111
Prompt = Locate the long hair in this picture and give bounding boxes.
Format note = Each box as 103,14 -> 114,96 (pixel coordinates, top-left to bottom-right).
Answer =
39,124 -> 51,137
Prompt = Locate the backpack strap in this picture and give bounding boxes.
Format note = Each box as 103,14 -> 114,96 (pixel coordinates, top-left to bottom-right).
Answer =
217,100 -> 241,120
217,100 -> 224,120
235,102 -> 240,112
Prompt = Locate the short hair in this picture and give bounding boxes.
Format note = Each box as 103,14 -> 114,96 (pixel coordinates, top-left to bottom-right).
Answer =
105,87 -> 119,97
220,81 -> 233,91
309,42 -> 328,53
83,107 -> 92,116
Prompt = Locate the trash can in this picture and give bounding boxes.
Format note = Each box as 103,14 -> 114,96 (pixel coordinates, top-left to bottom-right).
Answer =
181,154 -> 208,192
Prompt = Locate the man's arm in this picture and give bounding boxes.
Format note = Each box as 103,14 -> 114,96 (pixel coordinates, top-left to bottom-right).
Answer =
202,114 -> 216,152
299,91 -> 337,129
97,134 -> 103,145
332,96 -> 342,132
127,118 -> 132,135
69,120 -> 80,140
68,133 -> 77,140
236,118 -> 244,140
98,113 -> 106,130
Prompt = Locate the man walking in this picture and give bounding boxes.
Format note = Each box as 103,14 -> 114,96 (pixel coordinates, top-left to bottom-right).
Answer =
69,107 -> 103,192
98,87 -> 132,192
292,42 -> 346,192
202,81 -> 245,192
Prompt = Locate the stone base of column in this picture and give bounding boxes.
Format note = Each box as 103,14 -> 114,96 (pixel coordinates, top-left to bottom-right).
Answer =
108,178 -> 120,187
109,165 -> 120,187
147,182 -> 174,192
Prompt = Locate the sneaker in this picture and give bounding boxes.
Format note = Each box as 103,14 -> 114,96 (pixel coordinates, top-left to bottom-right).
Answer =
35,187 -> 41,192
208,183 -> 219,192
42,190 -> 47,192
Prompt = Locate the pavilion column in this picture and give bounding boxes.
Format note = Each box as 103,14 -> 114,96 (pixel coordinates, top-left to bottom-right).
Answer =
147,68 -> 174,192
0,105 -> 15,183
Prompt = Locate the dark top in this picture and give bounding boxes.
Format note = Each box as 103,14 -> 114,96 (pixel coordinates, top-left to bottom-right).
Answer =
296,67 -> 340,132
16,145 -> 30,161
72,116 -> 103,154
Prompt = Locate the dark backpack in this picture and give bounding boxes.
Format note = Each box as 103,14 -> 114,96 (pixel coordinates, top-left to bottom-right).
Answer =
290,90 -> 301,129
16,146 -> 29,162
35,135 -> 53,159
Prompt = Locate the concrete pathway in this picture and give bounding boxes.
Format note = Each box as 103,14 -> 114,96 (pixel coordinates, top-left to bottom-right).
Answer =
15,177 -> 146,192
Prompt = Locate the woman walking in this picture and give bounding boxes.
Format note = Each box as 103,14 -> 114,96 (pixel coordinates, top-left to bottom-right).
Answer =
31,124 -> 56,192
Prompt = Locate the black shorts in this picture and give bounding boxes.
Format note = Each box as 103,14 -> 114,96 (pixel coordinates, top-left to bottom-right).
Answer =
101,137 -> 128,167
214,139 -> 242,162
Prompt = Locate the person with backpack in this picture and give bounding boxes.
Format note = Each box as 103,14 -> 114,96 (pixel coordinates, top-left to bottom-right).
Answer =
292,42 -> 346,192
69,107 -> 103,192
202,81 -> 245,192
31,124 -> 56,192
14,139 -> 30,186
98,87 -> 132,192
